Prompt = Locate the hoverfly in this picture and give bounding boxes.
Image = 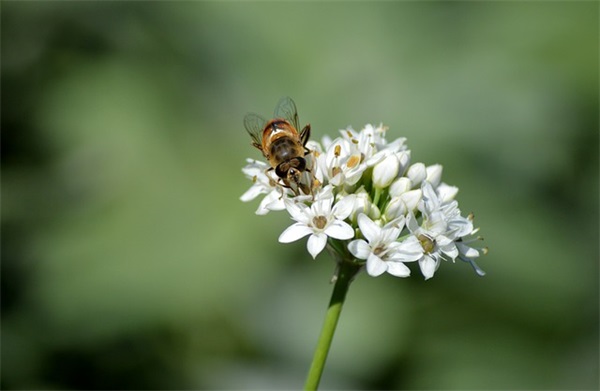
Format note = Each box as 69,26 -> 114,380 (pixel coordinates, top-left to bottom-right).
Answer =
244,97 -> 314,195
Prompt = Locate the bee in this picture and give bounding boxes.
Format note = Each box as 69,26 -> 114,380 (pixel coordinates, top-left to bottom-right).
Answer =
244,97 -> 313,195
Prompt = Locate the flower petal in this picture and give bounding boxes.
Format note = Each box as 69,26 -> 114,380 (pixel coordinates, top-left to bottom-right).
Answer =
312,197 -> 333,217
400,189 -> 422,212
440,241 -> 459,260
332,195 -> 356,220
437,183 -> 459,202
426,211 -> 448,236
457,242 -> 480,258
314,185 -> 334,202
324,220 -> 354,240
389,235 -> 423,262
345,167 -> 366,186
460,256 -> 486,276
419,255 -> 437,280
307,233 -> 327,259
284,199 -> 310,224
366,253 -> 387,277
348,239 -> 371,259
384,197 -> 405,221
278,223 -> 313,243
420,181 -> 440,214
380,222 -> 402,244
357,214 -> 381,243
260,191 -> 285,213
386,261 -> 411,277
256,191 -> 281,215
448,216 -> 473,238
240,185 -> 263,202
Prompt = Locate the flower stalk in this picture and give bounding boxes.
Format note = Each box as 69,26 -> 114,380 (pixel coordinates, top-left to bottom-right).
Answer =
304,259 -> 361,391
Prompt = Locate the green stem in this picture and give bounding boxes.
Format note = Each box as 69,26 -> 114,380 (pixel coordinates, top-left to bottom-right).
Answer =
304,260 -> 361,390
373,186 -> 382,207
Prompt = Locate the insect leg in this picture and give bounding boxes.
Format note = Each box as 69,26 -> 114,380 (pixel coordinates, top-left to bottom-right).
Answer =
300,124 -> 311,147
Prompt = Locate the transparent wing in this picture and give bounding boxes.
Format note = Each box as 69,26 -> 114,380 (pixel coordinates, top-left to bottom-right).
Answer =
243,113 -> 267,148
274,96 -> 299,131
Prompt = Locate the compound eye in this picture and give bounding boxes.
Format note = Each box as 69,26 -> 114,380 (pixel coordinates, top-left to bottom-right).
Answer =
275,164 -> 287,179
292,157 -> 306,172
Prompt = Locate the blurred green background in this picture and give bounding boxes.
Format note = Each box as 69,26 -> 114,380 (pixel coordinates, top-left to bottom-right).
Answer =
2,1 -> 598,390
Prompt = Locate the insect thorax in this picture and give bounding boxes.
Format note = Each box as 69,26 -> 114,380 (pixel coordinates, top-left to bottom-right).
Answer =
269,137 -> 303,165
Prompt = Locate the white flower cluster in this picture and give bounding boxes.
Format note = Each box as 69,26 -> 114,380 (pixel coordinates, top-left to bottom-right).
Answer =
241,124 -> 486,280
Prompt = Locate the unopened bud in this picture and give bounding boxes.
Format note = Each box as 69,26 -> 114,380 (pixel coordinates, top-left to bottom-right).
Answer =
426,164 -> 443,188
373,154 -> 399,188
407,162 -> 426,186
389,177 -> 412,197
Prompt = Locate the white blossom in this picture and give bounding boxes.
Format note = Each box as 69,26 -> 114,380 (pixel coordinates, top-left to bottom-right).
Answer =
406,181 -> 481,279
240,159 -> 286,215
348,214 -> 422,277
279,186 -> 355,259
242,122 -> 486,279
317,138 -> 366,186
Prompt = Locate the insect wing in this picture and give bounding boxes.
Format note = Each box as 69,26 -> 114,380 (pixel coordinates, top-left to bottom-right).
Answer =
274,96 -> 300,131
244,113 -> 267,147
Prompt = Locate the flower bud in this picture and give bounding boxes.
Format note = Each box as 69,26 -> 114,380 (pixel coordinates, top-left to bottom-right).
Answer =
389,177 -> 412,197
426,164 -> 443,188
349,188 -> 372,223
407,162 -> 426,186
384,196 -> 406,220
397,150 -> 411,176
373,154 -> 399,188
369,204 -> 382,221
384,189 -> 422,220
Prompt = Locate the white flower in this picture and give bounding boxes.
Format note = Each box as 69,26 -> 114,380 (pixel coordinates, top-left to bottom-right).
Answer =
407,181 -> 482,279
279,186 -> 355,258
240,159 -> 286,215
242,116 -> 486,279
456,216 -> 487,276
406,182 -> 459,279
348,214 -> 422,277
317,138 -> 367,186
240,159 -> 271,201
407,214 -> 456,280
339,124 -> 381,161
340,124 -> 408,168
